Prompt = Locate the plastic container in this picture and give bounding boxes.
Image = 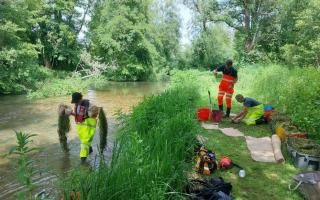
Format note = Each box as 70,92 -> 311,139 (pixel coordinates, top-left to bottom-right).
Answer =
292,151 -> 320,171
287,133 -> 308,139
286,138 -> 320,171
197,108 -> 211,121
239,169 -> 246,178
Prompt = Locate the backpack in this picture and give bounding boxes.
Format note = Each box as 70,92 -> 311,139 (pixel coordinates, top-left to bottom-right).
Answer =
188,177 -> 233,200
195,147 -> 218,175
75,100 -> 90,123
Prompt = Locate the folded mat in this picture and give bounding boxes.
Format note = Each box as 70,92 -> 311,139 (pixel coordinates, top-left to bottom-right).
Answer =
220,128 -> 244,137
245,135 -> 285,163
271,134 -> 285,163
201,123 -> 219,130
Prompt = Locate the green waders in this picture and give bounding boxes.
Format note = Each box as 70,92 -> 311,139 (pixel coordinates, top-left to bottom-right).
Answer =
243,104 -> 264,125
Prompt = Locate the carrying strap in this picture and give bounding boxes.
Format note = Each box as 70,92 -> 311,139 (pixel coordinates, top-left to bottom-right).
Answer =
288,181 -> 302,191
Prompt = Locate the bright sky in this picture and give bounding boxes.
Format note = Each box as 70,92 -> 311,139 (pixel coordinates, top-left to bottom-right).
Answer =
178,3 -> 193,47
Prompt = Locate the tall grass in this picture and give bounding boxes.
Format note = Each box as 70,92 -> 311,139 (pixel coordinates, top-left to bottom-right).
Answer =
237,65 -> 320,142
61,81 -> 200,199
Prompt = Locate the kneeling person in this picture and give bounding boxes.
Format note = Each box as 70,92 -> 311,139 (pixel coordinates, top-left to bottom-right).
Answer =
231,94 -> 264,125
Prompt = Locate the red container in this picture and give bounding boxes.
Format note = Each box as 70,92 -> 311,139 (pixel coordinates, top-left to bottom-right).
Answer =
211,110 -> 224,123
287,133 -> 308,139
197,108 -> 211,121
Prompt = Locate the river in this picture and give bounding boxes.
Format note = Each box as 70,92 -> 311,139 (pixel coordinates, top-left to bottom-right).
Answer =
0,82 -> 167,199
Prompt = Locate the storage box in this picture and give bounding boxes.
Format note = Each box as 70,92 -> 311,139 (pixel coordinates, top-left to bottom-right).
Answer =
286,138 -> 320,171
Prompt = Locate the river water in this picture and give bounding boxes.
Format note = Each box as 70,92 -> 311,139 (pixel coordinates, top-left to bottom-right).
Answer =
0,82 -> 167,199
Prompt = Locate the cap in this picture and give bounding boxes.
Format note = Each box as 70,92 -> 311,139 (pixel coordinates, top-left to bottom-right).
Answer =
71,92 -> 82,103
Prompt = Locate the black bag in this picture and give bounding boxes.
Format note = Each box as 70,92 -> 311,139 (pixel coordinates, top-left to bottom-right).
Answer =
188,177 -> 233,200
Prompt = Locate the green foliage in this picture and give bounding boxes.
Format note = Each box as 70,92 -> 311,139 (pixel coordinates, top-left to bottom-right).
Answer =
7,131 -> 38,200
0,0 -> 94,94
237,65 -> 320,142
0,1 -> 48,94
190,26 -> 234,68
90,0 -> 155,81
27,77 -> 87,99
62,81 -> 200,199
280,0 -> 320,67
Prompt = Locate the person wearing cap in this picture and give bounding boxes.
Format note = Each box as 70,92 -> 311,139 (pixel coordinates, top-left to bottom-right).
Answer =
213,59 -> 238,118
71,92 -> 97,162
231,94 -> 265,125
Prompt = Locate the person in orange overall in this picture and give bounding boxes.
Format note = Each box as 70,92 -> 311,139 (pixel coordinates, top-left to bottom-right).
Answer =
213,60 -> 238,118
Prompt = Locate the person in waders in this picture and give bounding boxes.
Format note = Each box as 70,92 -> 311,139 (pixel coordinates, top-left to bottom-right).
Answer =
231,94 -> 265,125
213,59 -> 238,117
71,92 -> 97,162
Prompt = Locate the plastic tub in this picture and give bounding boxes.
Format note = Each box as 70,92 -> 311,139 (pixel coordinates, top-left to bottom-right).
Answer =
286,138 -> 320,170
197,108 -> 211,121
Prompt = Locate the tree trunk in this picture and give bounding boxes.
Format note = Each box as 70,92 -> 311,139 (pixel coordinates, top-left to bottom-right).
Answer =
243,0 -> 253,52
44,58 -> 52,69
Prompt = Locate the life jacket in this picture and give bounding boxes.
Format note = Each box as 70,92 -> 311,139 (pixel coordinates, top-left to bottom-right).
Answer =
75,100 -> 90,123
195,147 -> 217,175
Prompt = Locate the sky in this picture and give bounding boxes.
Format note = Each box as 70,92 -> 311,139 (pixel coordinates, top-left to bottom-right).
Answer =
177,3 -> 193,46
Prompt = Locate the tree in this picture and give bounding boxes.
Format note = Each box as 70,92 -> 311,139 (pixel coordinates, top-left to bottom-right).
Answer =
90,0 -> 161,81
36,0 -> 94,70
150,0 -> 181,68
0,0 -> 43,94
279,0 -> 320,67
183,0 -> 220,32
190,26 -> 233,68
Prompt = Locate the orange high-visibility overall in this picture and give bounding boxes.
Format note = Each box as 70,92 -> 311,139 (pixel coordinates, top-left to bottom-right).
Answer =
218,74 -> 237,109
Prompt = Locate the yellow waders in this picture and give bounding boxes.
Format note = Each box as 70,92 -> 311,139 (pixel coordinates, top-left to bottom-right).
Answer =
76,118 -> 97,158
243,104 -> 264,125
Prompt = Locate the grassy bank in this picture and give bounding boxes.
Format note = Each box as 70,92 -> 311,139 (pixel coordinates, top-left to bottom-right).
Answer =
236,65 -> 320,142
60,66 -> 310,199
27,75 -> 108,99
172,65 -> 320,142
200,119 -> 302,200
61,81 -> 201,199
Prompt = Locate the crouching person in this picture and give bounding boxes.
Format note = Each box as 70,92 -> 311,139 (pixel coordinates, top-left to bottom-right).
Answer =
231,94 -> 264,125
71,92 -> 99,162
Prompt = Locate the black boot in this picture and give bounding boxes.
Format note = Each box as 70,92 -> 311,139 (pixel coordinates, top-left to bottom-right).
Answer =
255,116 -> 266,125
80,157 -> 87,163
219,105 -> 223,111
225,108 -> 231,118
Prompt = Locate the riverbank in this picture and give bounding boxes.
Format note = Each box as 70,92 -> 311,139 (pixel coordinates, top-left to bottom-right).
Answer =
59,68 -> 305,200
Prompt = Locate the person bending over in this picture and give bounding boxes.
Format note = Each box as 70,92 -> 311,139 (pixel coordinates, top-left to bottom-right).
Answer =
231,94 -> 264,125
